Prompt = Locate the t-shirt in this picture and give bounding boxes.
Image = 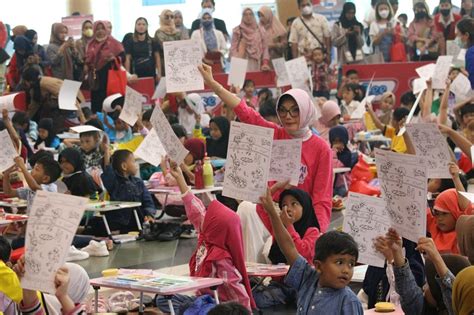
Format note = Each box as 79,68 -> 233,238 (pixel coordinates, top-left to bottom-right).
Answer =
17,183 -> 58,213
191,17 -> 229,37
384,125 -> 407,153
285,255 -> 363,314
124,38 -> 160,77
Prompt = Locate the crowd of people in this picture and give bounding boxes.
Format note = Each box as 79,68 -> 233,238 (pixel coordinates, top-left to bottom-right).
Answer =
0,0 -> 474,314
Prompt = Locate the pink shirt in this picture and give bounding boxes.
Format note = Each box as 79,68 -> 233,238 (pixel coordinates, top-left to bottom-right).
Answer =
234,98 -> 333,232
182,191 -> 251,310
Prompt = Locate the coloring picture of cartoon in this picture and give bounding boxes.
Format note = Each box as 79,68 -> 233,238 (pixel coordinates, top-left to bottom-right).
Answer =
268,139 -> 302,185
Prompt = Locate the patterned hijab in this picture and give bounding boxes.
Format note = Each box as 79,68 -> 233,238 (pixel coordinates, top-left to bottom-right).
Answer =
200,9 -> 217,51
237,8 -> 265,60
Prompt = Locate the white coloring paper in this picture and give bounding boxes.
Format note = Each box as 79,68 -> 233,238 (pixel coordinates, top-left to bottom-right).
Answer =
0,130 -> 17,172
0,93 -> 18,111
119,86 -> 143,126
413,78 -> 428,95
134,128 -> 166,167
397,90 -> 425,136
285,57 -> 311,95
406,123 -> 452,178
223,121 -> 274,203
343,192 -> 391,268
450,74 -> 472,102
227,57 -> 248,89
432,56 -> 454,90
69,125 -> 101,134
21,191 -> 88,294
272,58 -> 291,87
58,80 -> 82,111
150,105 -> 189,164
164,39 -> 203,93
152,77 -> 167,100
415,63 -> 436,79
352,95 -> 375,119
268,139 -> 302,186
103,93 -> 122,113
375,148 -> 427,243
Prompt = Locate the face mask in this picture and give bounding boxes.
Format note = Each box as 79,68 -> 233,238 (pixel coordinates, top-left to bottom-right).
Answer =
302,5 -> 313,15
379,9 -> 390,19
415,11 -> 428,19
202,20 -> 213,28
440,9 -> 451,17
83,29 -> 93,37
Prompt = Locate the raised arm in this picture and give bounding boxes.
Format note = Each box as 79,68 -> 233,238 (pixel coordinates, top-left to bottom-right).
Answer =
438,80 -> 451,125
448,162 -> 470,210
421,80 -> 433,121
365,101 -> 385,131
2,109 -> 21,152
15,156 -> 42,191
259,188 -> 298,265
198,64 -> 241,109
439,124 -> 472,160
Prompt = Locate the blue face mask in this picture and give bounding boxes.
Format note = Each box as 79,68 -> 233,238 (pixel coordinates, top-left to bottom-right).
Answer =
202,20 -> 213,28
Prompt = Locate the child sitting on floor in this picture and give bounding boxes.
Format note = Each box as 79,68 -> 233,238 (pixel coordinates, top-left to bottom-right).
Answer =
12,111 -> 38,142
35,118 -> 60,150
3,156 -> 61,212
194,116 -> 230,159
156,160 -> 254,313
364,92 -> 395,130
259,187 -> 363,314
340,83 -> 361,120
243,79 -> 258,110
329,126 -> 357,197
97,150 -> 155,235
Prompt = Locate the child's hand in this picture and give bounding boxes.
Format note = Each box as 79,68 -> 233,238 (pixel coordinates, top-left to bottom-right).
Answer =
438,123 -> 452,137
100,134 -> 109,152
426,78 -> 432,89
14,156 -> 26,169
3,164 -> 18,176
280,206 -> 295,227
365,100 -> 374,113
229,85 -> 241,94
12,256 -> 25,278
168,160 -> 184,180
448,162 -> 460,179
385,228 -> 404,266
373,236 -> 394,262
194,113 -> 201,124
332,142 -> 345,153
260,187 -> 277,216
416,237 -> 441,261
54,266 -> 70,299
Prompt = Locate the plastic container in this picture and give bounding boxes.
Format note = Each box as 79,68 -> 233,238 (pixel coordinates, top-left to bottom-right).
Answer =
203,156 -> 214,188
194,160 -> 204,189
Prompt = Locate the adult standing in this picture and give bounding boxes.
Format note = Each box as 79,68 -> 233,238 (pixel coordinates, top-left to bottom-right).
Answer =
24,30 -> 48,69
174,10 -> 190,40
191,9 -> 227,68
408,2 -> 442,61
457,17 -> 474,88
125,17 -> 161,81
190,0 -> 229,40
85,21 -> 124,113
332,2 -> 365,66
230,8 -> 270,72
369,0 -> 396,62
46,23 -> 77,80
75,20 -> 93,81
7,36 -> 33,89
258,6 -> 287,61
289,0 -> 331,62
461,0 -> 474,17
154,9 -> 183,76
434,0 -> 462,55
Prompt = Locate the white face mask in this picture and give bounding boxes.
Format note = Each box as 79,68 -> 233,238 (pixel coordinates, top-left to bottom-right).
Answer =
302,5 -> 313,15
379,9 -> 390,19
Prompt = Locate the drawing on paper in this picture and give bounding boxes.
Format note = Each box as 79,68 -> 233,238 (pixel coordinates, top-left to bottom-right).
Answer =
0,129 -> 18,173
268,139 -> 302,186
223,122 -> 274,203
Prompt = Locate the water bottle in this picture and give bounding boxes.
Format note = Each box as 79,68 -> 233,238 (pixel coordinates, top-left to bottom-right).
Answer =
203,155 -> 214,188
194,160 -> 204,189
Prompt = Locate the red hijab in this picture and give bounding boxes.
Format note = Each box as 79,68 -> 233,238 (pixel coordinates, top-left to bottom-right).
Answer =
184,139 -> 206,163
189,200 -> 255,308
85,20 -> 124,70
428,189 -> 472,254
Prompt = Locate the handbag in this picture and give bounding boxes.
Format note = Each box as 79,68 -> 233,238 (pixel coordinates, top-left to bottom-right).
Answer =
299,17 -> 326,53
132,40 -> 154,76
390,24 -> 407,62
106,57 -> 127,96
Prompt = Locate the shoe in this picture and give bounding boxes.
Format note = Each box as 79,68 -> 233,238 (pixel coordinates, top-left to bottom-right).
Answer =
66,246 -> 90,261
180,227 -> 197,239
81,240 -> 109,257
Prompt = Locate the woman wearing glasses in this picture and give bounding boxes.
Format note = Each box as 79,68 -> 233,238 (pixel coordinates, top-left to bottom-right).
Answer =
198,64 -> 332,262
154,9 -> 184,76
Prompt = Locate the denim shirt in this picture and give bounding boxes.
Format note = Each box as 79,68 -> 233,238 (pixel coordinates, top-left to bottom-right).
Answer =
101,165 -> 155,226
284,255 -> 363,315
394,260 -> 455,315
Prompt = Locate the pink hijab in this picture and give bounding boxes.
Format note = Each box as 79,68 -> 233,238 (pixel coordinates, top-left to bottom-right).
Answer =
189,200 -> 255,309
85,20 -> 124,70
237,8 -> 266,60
314,100 -> 341,141
276,88 -> 317,138
258,6 -> 287,43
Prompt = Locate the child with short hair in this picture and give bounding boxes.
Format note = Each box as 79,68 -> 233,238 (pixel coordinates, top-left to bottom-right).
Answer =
338,69 -> 365,101
3,156 -> 61,212
340,83 -> 361,119
243,79 -> 258,109
259,99 -> 280,124
35,118 -> 60,150
311,47 -> 331,99
259,187 -> 363,314
99,149 -> 155,234
12,111 -> 38,142
208,302 -> 250,315
257,88 -> 273,108
366,104 -> 410,153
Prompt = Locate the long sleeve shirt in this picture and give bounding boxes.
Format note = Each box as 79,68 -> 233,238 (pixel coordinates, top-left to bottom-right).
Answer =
394,260 -> 455,315
234,99 -> 333,232
467,46 -> 474,89
181,191 -> 251,310
256,205 -> 320,263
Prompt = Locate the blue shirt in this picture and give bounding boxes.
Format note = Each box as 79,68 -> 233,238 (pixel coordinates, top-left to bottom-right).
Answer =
284,255 -> 363,315
96,112 -> 116,142
466,46 -> 474,89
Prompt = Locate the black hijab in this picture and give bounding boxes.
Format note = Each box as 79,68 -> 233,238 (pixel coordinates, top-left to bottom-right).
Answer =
35,118 -> 56,149
59,148 -> 100,197
338,2 -> 364,59
268,189 -> 320,264
207,116 -> 230,159
329,125 -> 353,168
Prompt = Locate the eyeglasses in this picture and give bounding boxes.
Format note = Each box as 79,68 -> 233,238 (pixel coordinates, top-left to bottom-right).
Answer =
164,15 -> 175,20
277,106 -> 300,118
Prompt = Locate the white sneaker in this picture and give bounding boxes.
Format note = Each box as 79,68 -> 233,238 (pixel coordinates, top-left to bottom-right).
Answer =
81,240 -> 109,257
66,246 -> 90,261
